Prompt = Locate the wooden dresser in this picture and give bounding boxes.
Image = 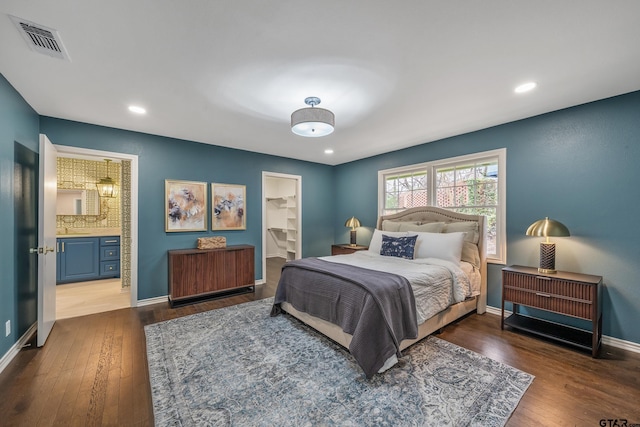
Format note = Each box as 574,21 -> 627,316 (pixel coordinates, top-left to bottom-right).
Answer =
331,244 -> 368,255
168,245 -> 254,306
501,265 -> 603,356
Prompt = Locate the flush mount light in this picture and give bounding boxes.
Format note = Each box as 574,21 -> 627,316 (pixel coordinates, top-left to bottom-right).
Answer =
324,149 -> 334,154
514,82 -> 537,94
291,97 -> 335,137
128,105 -> 147,114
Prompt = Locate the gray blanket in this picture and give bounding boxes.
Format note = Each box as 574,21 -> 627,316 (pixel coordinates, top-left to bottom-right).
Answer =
270,257 -> 418,378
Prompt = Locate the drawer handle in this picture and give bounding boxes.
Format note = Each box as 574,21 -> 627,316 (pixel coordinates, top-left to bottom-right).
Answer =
104,240 -> 118,243
535,276 -> 551,281
536,292 -> 551,298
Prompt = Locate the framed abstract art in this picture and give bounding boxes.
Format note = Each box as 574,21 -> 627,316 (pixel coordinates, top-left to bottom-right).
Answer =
165,180 -> 207,232
211,183 -> 246,230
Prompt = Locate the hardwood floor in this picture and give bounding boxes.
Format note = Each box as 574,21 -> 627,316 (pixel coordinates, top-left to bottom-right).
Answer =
1,257 -> 638,426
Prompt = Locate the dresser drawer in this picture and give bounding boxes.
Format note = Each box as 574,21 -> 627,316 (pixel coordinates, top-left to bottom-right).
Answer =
503,271 -> 595,320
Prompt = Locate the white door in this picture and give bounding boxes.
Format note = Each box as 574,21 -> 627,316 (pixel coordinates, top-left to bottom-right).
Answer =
37,134 -> 57,347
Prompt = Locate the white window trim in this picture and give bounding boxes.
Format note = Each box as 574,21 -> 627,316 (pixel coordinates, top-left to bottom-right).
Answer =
378,148 -> 506,264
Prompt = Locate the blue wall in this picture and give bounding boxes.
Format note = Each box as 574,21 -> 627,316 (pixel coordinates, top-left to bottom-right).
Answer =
39,117 -> 335,300
333,90 -> 640,345
0,74 -> 40,357
2,68 -> 640,364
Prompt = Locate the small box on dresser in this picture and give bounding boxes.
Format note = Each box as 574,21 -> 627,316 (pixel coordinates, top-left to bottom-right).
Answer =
501,265 -> 603,357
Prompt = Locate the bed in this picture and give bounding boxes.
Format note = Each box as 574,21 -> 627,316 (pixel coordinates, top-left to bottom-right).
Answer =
271,206 -> 487,377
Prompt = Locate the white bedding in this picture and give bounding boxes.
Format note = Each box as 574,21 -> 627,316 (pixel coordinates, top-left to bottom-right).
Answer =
320,251 -> 479,325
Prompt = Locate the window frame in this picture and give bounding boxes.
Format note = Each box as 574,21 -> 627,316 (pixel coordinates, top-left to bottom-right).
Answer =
378,148 -> 506,264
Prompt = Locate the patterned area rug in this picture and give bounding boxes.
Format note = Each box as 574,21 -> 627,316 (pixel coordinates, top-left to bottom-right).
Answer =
145,298 -> 533,426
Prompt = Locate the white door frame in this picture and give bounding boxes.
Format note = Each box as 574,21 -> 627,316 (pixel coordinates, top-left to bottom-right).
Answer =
54,145 -> 139,307
261,171 -> 302,282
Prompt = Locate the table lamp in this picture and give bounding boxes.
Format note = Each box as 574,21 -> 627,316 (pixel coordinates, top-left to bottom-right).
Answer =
344,216 -> 361,246
525,217 -> 570,273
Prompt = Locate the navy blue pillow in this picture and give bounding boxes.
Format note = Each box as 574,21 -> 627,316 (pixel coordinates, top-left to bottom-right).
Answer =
380,234 -> 418,259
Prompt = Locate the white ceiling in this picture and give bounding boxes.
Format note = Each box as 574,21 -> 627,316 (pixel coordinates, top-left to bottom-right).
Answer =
2,1 -> 640,166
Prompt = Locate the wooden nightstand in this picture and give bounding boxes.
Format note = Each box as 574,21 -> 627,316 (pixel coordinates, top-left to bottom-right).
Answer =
501,265 -> 603,357
331,244 -> 368,255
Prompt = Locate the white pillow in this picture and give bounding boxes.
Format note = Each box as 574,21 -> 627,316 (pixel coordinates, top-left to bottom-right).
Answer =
368,229 -> 414,254
413,232 -> 465,264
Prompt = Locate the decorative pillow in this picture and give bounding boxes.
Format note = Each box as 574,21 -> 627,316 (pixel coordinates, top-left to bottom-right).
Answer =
443,221 -> 479,244
368,229 -> 411,254
461,241 -> 481,269
413,231 -> 465,264
381,220 -> 419,232
380,234 -> 418,259
398,222 -> 445,233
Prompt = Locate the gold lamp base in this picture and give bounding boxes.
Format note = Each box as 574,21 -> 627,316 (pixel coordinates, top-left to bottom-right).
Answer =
537,267 -> 557,274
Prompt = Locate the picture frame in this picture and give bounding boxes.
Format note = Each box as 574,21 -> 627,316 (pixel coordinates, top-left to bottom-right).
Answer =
211,183 -> 246,230
165,179 -> 207,232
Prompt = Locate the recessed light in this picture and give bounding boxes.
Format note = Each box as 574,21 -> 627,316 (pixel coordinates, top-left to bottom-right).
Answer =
514,82 -> 537,94
128,105 -> 147,114
324,149 -> 334,154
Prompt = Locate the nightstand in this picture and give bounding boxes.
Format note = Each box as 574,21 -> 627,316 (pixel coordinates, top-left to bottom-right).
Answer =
501,265 -> 603,357
331,244 -> 368,255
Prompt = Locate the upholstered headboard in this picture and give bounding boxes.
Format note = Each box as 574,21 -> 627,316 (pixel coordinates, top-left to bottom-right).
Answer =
376,206 -> 487,312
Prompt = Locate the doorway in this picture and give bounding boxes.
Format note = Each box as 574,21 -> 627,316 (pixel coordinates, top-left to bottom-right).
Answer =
262,172 -> 301,283
52,145 -> 138,317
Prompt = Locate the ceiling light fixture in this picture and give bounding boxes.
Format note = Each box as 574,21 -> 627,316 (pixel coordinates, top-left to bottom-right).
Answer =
291,97 -> 334,137
324,149 -> 334,154
128,105 -> 147,114
514,82 -> 537,94
96,159 -> 119,198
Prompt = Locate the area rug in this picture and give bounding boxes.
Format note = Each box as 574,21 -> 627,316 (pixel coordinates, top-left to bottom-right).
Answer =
145,298 -> 533,426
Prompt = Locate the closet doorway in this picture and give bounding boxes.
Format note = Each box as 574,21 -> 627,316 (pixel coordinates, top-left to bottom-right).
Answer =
262,172 -> 302,284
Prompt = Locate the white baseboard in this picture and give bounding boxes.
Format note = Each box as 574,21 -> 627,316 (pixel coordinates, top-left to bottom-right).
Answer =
0,322 -> 37,375
485,305 -> 640,354
136,296 -> 168,307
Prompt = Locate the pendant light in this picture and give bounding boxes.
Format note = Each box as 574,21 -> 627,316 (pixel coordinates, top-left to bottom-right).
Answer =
291,97 -> 335,137
96,159 -> 119,198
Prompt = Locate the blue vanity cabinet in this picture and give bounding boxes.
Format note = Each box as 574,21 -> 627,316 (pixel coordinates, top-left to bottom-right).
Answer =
56,235 -> 121,283
57,237 -> 100,283
99,236 -> 121,278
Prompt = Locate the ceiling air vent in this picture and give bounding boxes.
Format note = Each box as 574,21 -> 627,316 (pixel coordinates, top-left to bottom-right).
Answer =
10,15 -> 71,61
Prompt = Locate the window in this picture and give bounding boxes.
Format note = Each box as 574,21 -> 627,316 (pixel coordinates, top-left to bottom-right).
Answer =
379,149 -> 506,263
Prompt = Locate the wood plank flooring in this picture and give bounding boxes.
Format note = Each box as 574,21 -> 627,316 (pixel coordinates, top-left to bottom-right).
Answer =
56,279 -> 130,320
1,257 -> 638,426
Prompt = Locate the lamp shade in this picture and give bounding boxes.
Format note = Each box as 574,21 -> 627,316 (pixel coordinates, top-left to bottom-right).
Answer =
291,97 -> 335,137
525,217 -> 570,237
344,216 -> 361,229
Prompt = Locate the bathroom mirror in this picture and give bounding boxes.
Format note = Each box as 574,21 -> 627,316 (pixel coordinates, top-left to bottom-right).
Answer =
56,189 -> 100,215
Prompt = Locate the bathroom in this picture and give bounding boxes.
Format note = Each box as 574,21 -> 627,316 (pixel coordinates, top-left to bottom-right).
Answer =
55,154 -> 130,319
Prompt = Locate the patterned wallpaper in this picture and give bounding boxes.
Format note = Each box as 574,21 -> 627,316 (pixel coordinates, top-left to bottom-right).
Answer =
56,157 -> 121,228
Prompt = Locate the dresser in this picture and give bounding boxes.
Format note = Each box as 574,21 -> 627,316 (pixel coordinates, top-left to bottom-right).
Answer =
168,245 -> 255,306
501,265 -> 603,356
